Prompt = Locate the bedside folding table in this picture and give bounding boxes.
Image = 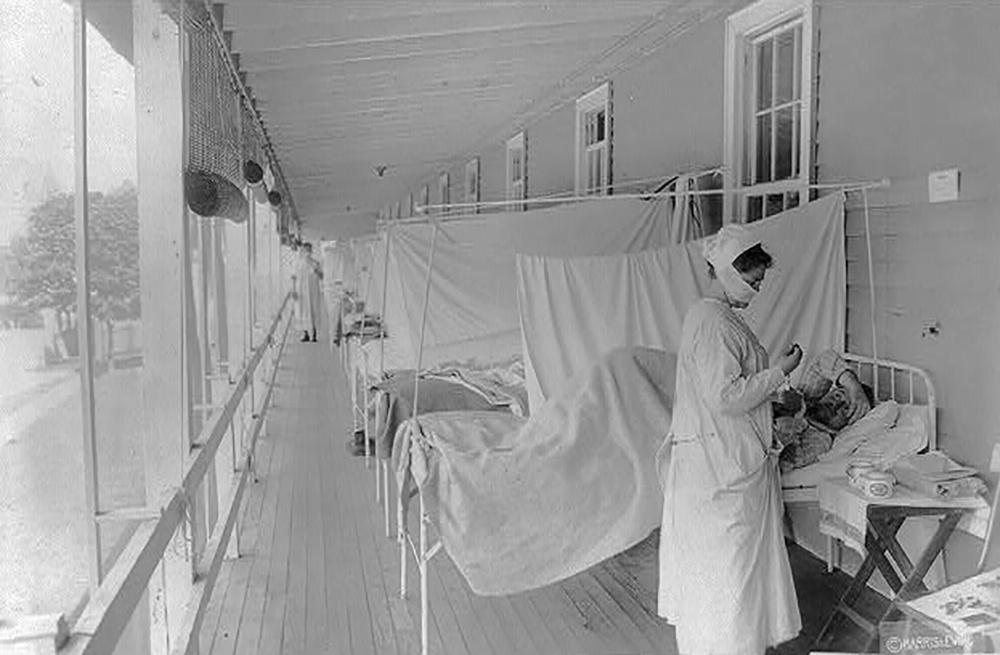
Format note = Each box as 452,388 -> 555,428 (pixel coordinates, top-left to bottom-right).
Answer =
813,476 -> 986,650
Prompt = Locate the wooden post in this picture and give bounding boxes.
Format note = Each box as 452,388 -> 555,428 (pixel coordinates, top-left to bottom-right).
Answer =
73,0 -> 103,592
134,1 -> 194,652
223,214 -> 249,560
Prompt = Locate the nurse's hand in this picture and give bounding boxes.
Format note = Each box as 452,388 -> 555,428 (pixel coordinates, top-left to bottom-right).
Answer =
777,344 -> 803,375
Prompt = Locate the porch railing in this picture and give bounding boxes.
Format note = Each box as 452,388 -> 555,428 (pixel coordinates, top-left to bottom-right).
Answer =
0,293 -> 294,655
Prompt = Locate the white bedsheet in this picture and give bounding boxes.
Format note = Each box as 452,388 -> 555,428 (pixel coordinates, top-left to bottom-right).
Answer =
516,194 -> 846,412
370,196 -> 671,371
393,346 -> 675,596
781,402 -> 929,491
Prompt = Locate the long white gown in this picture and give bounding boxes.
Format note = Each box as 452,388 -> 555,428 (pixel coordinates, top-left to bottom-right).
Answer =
657,297 -> 801,655
297,254 -> 322,334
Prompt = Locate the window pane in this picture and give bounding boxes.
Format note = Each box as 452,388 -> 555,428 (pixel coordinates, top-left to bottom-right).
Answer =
793,108 -> 801,177
755,113 -> 772,183
1,0 -> 89,618
596,110 -> 605,143
747,195 -> 764,223
755,39 -> 773,111
743,112 -> 753,186
794,25 -> 803,101
775,28 -> 797,105
786,190 -> 800,209
766,193 -> 785,217
775,105 -> 795,180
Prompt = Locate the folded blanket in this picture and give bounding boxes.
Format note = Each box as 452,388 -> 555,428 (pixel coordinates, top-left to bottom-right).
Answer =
424,368 -> 527,416
393,346 -> 675,596
370,371 -> 514,459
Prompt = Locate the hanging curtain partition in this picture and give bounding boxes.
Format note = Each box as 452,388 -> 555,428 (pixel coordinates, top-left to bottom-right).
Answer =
516,193 -> 847,411
374,195 -> 672,372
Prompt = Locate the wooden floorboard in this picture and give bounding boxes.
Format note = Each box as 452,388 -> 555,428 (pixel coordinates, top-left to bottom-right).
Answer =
255,396 -> 297,655
202,428 -> 279,655
199,336 -> 880,655
318,414 -> 352,655
231,432 -> 286,655
281,395 -> 309,655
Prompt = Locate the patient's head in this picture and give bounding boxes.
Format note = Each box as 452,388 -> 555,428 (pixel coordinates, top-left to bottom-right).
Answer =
807,383 -> 875,431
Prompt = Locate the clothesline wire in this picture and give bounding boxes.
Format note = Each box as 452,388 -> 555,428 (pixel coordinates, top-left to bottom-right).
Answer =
381,178 -> 889,226
378,166 -> 725,227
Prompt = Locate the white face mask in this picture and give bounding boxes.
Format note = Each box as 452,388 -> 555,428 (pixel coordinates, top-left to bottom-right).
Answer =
717,262 -> 757,306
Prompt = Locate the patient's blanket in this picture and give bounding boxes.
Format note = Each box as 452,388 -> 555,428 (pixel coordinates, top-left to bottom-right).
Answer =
370,370 -> 523,458
393,346 -> 675,596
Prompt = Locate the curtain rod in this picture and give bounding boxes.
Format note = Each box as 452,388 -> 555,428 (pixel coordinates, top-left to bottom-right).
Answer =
378,178 -> 890,227
379,166 -> 723,226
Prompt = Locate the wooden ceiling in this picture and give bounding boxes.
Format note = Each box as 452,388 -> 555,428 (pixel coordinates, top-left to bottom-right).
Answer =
218,1 -> 728,237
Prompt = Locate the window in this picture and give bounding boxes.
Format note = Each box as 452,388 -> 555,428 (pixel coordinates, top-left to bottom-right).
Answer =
464,158 -> 480,213
438,172 -> 450,215
724,0 -> 814,222
575,83 -> 611,195
419,184 -> 429,215
506,132 -> 526,211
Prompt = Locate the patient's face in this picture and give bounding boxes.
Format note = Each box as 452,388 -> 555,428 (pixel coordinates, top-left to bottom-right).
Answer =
811,387 -> 854,431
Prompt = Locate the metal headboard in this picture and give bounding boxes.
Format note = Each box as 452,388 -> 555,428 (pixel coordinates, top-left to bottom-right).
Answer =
841,352 -> 937,451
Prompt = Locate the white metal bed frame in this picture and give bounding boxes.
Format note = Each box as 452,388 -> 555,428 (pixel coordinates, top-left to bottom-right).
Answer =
781,351 -> 937,505
344,334 -> 393,537
395,352 -> 936,655
782,351 -> 936,573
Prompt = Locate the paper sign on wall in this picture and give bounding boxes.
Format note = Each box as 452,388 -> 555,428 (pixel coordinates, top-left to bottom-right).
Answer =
928,168 -> 960,203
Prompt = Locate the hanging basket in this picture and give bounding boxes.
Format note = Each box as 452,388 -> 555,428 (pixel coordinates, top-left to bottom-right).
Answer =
243,160 -> 269,204
185,169 -> 249,223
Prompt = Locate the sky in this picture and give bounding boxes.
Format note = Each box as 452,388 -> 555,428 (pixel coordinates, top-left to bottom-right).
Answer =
0,0 -> 137,246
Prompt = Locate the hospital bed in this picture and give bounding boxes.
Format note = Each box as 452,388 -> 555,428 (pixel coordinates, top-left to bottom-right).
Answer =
392,346 -> 674,655
390,348 -> 951,654
780,352 -> 938,571
345,330 -> 529,537
781,352 -> 937,502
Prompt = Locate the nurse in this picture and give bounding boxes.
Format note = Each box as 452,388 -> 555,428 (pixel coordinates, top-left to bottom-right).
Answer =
657,225 -> 803,654
296,242 -> 324,342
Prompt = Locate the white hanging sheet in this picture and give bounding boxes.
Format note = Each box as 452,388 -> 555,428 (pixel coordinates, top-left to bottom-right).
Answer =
375,196 -> 670,371
516,193 -> 846,412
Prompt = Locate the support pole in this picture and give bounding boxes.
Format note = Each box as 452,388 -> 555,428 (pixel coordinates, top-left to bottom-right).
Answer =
411,224 -> 440,417
73,0 -> 103,591
420,490 -> 429,655
861,188 -> 879,364
374,389 -> 381,501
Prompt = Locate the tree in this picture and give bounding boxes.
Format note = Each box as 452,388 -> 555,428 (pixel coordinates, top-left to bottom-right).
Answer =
11,185 -> 140,360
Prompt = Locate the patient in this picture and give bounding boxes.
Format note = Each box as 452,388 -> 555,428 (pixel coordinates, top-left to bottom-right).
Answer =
774,350 -> 874,473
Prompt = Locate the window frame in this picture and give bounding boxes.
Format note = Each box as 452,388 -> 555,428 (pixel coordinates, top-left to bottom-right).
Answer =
574,82 -> 612,196
723,0 -> 814,222
419,184 -> 429,214
464,157 -> 480,213
438,172 -> 450,215
506,131 -> 527,211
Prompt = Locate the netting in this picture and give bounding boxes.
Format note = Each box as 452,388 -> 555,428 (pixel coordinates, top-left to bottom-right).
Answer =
181,3 -> 295,234
187,5 -> 241,187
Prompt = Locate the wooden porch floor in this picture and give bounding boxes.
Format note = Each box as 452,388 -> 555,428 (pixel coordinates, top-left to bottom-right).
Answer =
198,337 -> 879,655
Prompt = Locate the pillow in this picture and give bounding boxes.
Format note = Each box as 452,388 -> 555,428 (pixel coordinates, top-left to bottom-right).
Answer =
818,400 -> 900,462
850,404 -> 929,467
